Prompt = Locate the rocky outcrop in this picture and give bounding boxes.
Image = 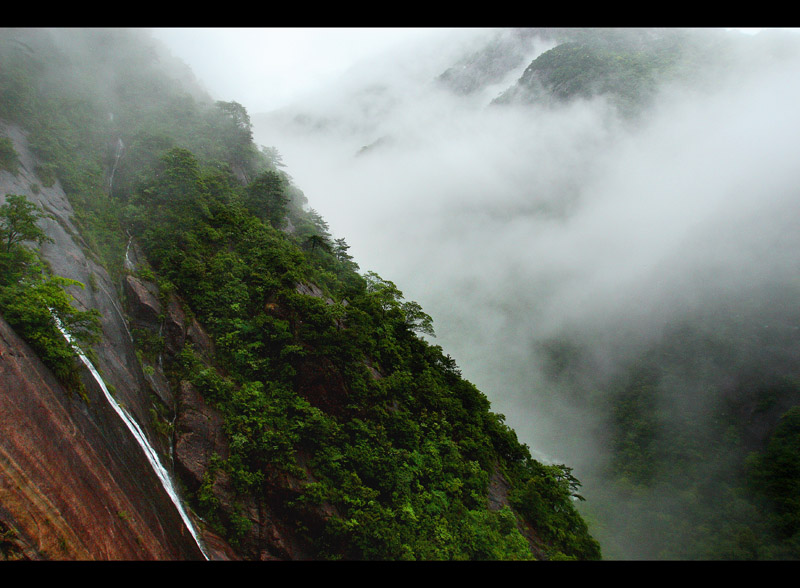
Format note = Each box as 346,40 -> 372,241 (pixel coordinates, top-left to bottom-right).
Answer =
123,267 -> 324,560
123,274 -> 215,370
295,281 -> 334,304
487,464 -> 511,512
295,354 -> 350,418
174,381 -> 228,491
0,317 -> 204,559
124,275 -> 161,329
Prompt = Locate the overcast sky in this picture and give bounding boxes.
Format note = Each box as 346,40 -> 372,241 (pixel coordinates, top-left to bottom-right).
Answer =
148,28 -> 774,115
149,28 -> 453,114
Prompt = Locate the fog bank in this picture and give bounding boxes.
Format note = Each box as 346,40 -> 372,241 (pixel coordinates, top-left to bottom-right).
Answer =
252,29 -> 800,554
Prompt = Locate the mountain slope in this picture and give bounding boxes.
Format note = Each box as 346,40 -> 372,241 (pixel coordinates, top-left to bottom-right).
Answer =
0,27 -> 599,560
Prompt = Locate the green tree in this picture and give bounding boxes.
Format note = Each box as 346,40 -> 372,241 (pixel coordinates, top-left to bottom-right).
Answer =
244,170 -> 288,229
509,461 -> 600,560
0,137 -> 19,174
0,193 -> 99,395
400,300 -> 435,338
213,100 -> 257,178
747,406 -> 800,544
215,100 -> 252,140
0,194 -> 52,284
0,194 -> 50,253
332,238 -> 352,263
0,274 -> 101,394
304,234 -> 332,253
260,145 -> 285,169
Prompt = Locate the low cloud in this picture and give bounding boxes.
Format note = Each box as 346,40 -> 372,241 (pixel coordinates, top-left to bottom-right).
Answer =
252,29 -> 800,554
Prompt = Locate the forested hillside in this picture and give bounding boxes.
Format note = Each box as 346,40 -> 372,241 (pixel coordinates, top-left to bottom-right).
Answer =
250,27 -> 800,560
0,28 -> 600,560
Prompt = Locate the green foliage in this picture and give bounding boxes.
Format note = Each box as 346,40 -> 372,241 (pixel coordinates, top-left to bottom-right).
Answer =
570,297 -> 800,559
0,136 -> 19,174
745,406 -> 800,555
303,234 -> 332,253
211,100 -> 257,175
0,238 -> 101,396
34,163 -> 57,188
0,194 -> 52,288
244,170 -> 289,229
460,507 -> 534,560
498,29 -> 718,117
131,146 -> 598,557
510,461 -> 600,560
362,271 -> 436,340
0,194 -> 51,255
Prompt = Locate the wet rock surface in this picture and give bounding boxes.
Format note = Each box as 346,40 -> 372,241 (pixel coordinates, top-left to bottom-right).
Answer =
174,381 -> 228,491
0,121 -> 154,443
0,122 -> 206,560
0,317 -> 203,559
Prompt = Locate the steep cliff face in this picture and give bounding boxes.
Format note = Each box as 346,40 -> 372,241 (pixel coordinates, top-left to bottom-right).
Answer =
0,315 -> 209,559
121,269 -> 345,560
0,121 -> 215,560
0,121 -> 151,438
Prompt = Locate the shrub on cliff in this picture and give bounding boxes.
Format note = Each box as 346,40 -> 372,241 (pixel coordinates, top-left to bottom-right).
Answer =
0,137 -> 19,175
0,194 -> 100,395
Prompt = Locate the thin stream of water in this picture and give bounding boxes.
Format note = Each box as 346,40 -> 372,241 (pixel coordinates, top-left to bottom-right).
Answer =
54,314 -> 209,560
108,137 -> 125,193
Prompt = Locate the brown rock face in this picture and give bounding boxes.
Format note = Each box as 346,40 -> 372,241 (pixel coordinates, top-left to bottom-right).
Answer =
295,354 -> 350,418
488,464 -> 511,512
173,379 -> 322,560
0,318 -> 205,560
174,381 -> 229,491
0,121 -> 207,560
124,275 -> 162,330
163,297 -> 187,357
123,274 -> 215,370
1,120 -> 165,474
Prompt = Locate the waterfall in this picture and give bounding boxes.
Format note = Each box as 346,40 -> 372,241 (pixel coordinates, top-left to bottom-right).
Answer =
108,137 -> 125,193
53,314 -> 210,560
124,236 -> 135,272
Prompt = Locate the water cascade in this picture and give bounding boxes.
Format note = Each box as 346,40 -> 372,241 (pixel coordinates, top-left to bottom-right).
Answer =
54,314 -> 210,560
108,137 -> 125,193
124,236 -> 135,272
